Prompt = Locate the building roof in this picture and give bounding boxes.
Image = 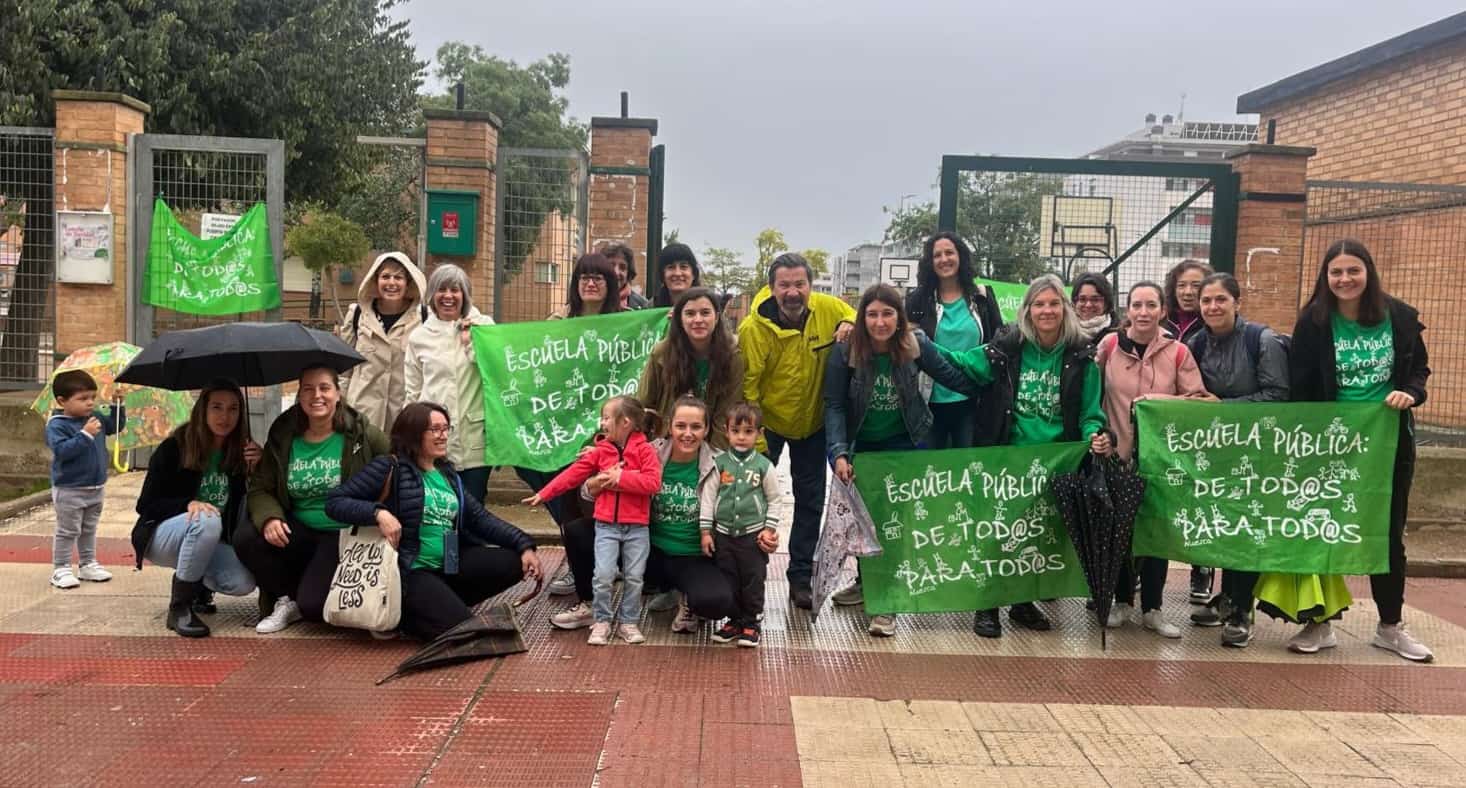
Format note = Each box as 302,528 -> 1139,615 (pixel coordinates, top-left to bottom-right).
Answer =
1086,118 -> 1257,162
1237,11 -> 1466,113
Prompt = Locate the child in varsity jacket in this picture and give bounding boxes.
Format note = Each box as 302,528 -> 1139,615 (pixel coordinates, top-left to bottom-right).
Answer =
699,402 -> 781,647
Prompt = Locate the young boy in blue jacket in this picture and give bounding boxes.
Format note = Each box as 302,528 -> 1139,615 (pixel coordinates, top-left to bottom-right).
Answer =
45,370 -> 125,589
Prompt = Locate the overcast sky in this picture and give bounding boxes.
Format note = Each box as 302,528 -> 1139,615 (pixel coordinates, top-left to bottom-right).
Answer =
397,1 -> 1462,267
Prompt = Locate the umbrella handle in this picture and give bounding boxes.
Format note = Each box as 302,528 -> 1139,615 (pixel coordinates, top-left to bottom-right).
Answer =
512,575 -> 544,608
111,436 -> 130,473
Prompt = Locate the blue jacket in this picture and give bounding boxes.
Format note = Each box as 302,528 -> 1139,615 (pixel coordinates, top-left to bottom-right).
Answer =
823,331 -> 975,461
45,406 -> 125,487
326,455 -> 536,574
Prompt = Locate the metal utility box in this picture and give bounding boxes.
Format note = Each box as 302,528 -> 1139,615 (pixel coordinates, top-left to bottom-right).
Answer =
426,190 -> 479,256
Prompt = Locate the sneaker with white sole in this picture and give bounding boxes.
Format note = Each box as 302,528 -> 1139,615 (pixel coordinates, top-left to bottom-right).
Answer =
587,622 -> 611,645
50,567 -> 80,589
618,623 -> 646,644
868,614 -> 896,637
646,590 -> 680,612
255,596 -> 302,634
1106,602 -> 1133,629
1142,609 -> 1182,639
369,629 -> 399,640
1221,613 -> 1253,648
831,583 -> 864,606
671,596 -> 698,634
1287,621 -> 1337,654
1373,623 -> 1433,663
546,569 -> 577,597
550,601 -> 594,630
77,562 -> 112,582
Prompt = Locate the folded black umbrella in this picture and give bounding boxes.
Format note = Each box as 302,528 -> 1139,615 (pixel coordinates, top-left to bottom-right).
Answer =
115,321 -> 364,390
1052,454 -> 1145,649
376,603 -> 527,685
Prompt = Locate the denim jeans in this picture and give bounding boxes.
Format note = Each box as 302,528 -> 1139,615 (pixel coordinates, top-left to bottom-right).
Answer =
592,522 -> 651,623
763,428 -> 827,588
927,400 -> 976,449
144,511 -> 256,595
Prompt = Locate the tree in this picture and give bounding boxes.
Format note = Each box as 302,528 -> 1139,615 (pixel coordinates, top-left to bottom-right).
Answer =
427,44 -> 587,276
286,211 -> 370,323
884,172 -> 1064,283
335,146 -> 420,252
664,227 -> 680,246
755,228 -> 789,268
701,246 -> 757,299
800,248 -> 830,278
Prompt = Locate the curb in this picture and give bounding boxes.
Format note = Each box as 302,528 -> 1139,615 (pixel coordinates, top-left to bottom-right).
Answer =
1408,560 -> 1466,579
0,488 -> 52,522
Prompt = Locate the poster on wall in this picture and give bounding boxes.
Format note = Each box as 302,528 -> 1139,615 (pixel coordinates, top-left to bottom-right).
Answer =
56,211 -> 114,284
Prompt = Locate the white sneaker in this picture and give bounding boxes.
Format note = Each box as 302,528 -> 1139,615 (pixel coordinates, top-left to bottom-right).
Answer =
77,562 -> 112,582
547,567 -> 576,596
1106,603 -> 1133,629
50,567 -> 80,589
369,629 -> 399,640
646,590 -> 680,612
868,614 -> 896,637
832,583 -> 864,606
1142,609 -> 1182,639
670,596 -> 698,634
587,621 -> 612,646
550,602 -> 594,630
1373,622 -> 1433,663
618,623 -> 646,644
255,596 -> 302,634
1287,621 -> 1337,654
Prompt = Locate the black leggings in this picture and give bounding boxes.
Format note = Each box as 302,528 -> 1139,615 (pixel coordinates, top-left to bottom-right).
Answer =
233,520 -> 337,616
1115,557 -> 1169,612
400,544 -> 525,640
1371,451 -> 1413,625
562,517 -> 738,620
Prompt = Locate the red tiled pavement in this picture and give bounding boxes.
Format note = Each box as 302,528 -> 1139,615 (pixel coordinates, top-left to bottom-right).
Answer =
0,534 -> 136,566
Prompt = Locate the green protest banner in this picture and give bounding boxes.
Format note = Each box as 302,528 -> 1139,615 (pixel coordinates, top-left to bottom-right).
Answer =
975,277 -> 1027,322
854,443 -> 1090,614
471,309 -> 669,471
142,200 -> 280,315
1133,400 -> 1399,574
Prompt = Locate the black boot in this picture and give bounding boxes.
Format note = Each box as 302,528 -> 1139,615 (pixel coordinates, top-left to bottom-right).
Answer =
192,587 -> 217,614
168,576 -> 211,638
1009,602 -> 1052,631
972,609 -> 1002,639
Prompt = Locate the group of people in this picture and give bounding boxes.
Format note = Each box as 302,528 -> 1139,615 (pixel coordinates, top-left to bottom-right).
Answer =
41,231 -> 1432,662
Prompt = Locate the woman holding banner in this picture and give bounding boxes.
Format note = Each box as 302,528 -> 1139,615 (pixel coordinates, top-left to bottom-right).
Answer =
339,252 -> 429,435
1164,259 -> 1220,602
638,288 -> 743,449
1097,280 -> 1207,639
1185,272 -> 1289,647
1282,239 -> 1431,662
405,263 -> 495,505
824,283 -> 976,637
904,232 -> 1003,450
943,274 -> 1110,638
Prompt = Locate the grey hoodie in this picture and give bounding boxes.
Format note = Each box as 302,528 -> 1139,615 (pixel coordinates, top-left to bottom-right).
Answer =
1194,317 -> 1290,402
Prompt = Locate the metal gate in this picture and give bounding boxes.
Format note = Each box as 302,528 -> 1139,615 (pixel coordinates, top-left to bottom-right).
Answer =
937,155 -> 1239,293
493,147 -> 588,323
129,133 -> 286,434
0,127 -> 57,389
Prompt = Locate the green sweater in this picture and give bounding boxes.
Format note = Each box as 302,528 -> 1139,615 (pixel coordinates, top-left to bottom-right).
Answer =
699,449 -> 782,537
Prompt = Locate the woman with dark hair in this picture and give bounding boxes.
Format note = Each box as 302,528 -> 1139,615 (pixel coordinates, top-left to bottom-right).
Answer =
1162,258 -> 1218,602
637,287 -> 744,448
133,380 -> 262,637
1277,238 -> 1432,662
234,366 -> 390,634
326,402 -> 541,641
550,253 -> 621,319
824,283 -> 975,637
1071,272 -> 1118,345
1183,272 -> 1289,647
943,274 -> 1111,638
652,243 -> 703,307
338,252 -> 429,434
904,232 -> 1003,449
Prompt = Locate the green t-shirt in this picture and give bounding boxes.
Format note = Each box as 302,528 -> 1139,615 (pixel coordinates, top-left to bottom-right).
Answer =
651,459 -> 702,556
414,469 -> 459,571
694,358 -> 711,400
1332,313 -> 1395,402
196,450 -> 230,509
931,297 -> 982,404
1010,342 -> 1066,446
286,433 -> 346,531
857,354 -> 905,444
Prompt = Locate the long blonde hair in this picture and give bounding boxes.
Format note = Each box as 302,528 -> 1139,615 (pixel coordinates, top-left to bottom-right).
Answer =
1017,274 -> 1083,349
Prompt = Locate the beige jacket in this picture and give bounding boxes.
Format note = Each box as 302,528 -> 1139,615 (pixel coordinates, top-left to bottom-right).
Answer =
338,251 -> 427,434
405,306 -> 495,469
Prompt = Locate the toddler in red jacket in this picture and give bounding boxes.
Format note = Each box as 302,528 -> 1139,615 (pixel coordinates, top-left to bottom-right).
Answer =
526,396 -> 663,646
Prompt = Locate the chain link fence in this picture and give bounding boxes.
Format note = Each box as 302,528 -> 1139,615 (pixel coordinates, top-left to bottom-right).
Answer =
494,148 -> 587,322
0,128 -> 57,388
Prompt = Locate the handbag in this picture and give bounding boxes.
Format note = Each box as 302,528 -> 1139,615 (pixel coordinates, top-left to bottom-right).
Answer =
324,459 -> 403,632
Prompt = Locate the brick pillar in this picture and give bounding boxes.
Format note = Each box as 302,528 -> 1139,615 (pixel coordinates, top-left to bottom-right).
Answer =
51,90 -> 149,353
588,117 -> 657,290
1226,143 -> 1316,334
423,108 -> 500,312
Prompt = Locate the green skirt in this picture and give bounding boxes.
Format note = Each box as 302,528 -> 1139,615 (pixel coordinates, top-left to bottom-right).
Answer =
1254,573 -> 1352,625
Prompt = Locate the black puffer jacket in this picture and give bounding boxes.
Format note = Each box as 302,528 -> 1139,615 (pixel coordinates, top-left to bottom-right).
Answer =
325,456 -> 536,573
972,325 -> 1099,446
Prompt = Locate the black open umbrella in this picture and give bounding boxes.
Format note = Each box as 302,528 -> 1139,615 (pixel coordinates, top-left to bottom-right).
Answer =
115,321 -> 363,390
1052,454 -> 1146,649
376,603 -> 527,685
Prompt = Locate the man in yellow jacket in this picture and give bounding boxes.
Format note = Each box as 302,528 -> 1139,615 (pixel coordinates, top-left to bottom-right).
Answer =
738,253 -> 855,608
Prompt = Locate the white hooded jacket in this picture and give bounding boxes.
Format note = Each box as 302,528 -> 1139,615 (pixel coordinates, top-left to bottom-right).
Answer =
405,305 -> 495,469
338,251 -> 427,433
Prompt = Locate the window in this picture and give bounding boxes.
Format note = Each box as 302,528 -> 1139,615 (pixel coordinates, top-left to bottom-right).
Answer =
1164,177 -> 1207,192
1161,242 -> 1211,258
533,261 -> 558,285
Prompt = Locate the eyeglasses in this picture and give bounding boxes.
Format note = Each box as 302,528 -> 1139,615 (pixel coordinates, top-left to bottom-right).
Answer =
426,425 -> 453,436
1075,296 -> 1107,305
579,274 -> 606,284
